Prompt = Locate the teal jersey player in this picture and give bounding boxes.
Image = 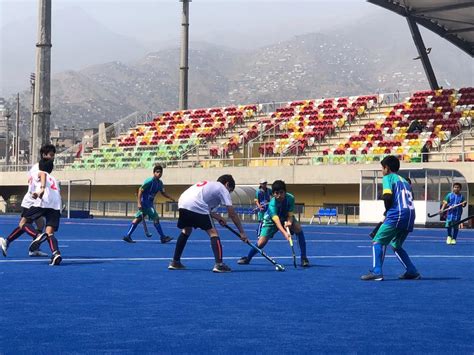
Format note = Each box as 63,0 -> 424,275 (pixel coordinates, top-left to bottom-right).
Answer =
361,155 -> 420,281
122,165 -> 176,244
239,180 -> 309,268
441,183 -> 467,245
255,179 -> 272,236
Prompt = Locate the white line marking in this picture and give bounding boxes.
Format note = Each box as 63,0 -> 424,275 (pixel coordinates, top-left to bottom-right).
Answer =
9,239 -> 473,243
0,255 -> 473,264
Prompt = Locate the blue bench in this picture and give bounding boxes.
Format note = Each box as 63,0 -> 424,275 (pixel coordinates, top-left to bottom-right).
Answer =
310,207 -> 338,225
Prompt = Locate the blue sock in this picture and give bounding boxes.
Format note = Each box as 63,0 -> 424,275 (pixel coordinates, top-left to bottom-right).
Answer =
126,222 -> 139,237
247,245 -> 259,261
394,247 -> 417,274
256,221 -> 263,236
372,243 -> 383,275
154,222 -> 166,239
452,227 -> 459,240
296,230 -> 307,258
447,226 -> 452,237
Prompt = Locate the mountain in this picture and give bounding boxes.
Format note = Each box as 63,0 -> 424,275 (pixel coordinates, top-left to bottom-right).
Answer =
4,12 -> 473,133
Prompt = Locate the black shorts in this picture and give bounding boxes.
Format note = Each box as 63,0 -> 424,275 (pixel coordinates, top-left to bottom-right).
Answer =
22,207 -> 61,232
21,207 -> 29,218
177,208 -> 214,230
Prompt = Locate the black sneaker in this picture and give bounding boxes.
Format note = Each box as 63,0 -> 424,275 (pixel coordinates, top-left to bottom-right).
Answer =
399,272 -> 421,280
212,262 -> 231,273
123,235 -> 136,243
237,256 -> 250,265
301,257 -> 310,267
360,272 -> 384,281
145,233 -> 153,238
49,252 -> 62,266
168,260 -> 186,270
160,236 -> 173,244
29,232 -> 48,252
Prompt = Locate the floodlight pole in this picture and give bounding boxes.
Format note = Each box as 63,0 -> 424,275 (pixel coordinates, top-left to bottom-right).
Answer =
179,0 -> 191,110
5,109 -> 11,166
29,73 -> 36,164
15,93 -> 20,167
406,14 -> 439,90
32,0 -> 52,163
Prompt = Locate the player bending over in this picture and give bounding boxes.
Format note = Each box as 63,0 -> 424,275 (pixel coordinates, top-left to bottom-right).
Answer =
168,174 -> 248,273
361,155 -> 419,281
123,165 -> 176,243
238,180 -> 309,267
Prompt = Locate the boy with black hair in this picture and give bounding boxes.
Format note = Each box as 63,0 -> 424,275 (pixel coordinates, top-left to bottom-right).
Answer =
442,182 -> 467,245
238,179 -> 309,267
255,179 -> 272,236
361,155 -> 420,281
22,158 -> 62,266
168,174 -> 249,273
0,144 -> 56,257
123,165 -> 176,243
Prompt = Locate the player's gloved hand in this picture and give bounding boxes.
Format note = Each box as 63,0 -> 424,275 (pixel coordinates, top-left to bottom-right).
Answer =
239,232 -> 249,243
218,218 -> 227,226
138,206 -> 143,211
284,220 -> 292,228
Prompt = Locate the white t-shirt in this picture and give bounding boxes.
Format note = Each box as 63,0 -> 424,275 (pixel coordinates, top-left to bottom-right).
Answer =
30,170 -> 62,210
20,163 -> 39,209
178,181 -> 232,215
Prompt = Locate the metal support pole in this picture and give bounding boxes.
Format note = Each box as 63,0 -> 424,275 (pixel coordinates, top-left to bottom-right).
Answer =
15,93 -> 20,167
67,180 -> 71,219
406,14 -> 439,90
5,110 -> 11,166
30,73 -> 35,163
178,0 -> 191,110
32,0 -> 52,163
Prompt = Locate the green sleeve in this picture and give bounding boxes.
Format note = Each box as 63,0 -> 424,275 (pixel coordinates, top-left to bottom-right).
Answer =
267,198 -> 278,218
140,177 -> 153,191
443,193 -> 451,203
382,175 -> 393,195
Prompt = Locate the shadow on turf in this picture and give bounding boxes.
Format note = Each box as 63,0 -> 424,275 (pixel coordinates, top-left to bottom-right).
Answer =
380,277 -> 461,282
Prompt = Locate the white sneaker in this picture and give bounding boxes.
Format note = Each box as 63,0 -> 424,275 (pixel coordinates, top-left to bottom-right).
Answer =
0,237 -> 7,257
29,249 -> 48,257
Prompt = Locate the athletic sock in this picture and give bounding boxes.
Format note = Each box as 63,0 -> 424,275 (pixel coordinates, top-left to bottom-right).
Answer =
126,221 -> 139,237
256,221 -> 263,236
394,247 -> 417,274
23,223 -> 39,238
372,243 -> 384,275
153,222 -> 166,239
246,244 -> 259,261
46,234 -> 60,254
447,226 -> 452,237
452,227 -> 459,240
210,237 -> 223,263
6,227 -> 24,246
173,232 -> 189,261
296,230 -> 307,258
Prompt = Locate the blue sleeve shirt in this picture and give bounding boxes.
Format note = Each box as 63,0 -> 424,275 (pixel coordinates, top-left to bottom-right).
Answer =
382,173 -> 416,232
443,192 -> 465,221
140,177 -> 164,208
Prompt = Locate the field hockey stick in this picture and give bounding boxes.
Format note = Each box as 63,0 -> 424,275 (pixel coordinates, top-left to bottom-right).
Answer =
142,217 -> 152,238
427,202 -> 465,218
285,227 -> 297,268
223,224 -> 285,271
252,202 -> 268,213
369,221 -> 383,239
448,214 -> 473,228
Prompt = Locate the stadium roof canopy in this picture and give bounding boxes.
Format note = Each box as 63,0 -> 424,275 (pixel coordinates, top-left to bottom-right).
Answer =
368,0 -> 474,57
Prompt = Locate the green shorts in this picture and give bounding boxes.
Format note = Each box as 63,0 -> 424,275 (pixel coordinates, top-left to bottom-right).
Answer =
372,223 -> 409,249
257,211 -> 265,221
260,216 -> 297,239
135,207 -> 159,221
445,218 -> 459,228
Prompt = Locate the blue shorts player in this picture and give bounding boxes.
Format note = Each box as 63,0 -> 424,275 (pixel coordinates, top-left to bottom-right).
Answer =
361,155 -> 420,281
123,165 -> 176,243
255,179 -> 272,235
441,182 -> 466,245
239,180 -> 309,267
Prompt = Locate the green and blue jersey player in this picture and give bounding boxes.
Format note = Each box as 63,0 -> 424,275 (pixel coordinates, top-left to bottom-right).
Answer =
255,179 -> 272,236
123,165 -> 176,243
239,180 -> 309,267
441,183 -> 467,245
361,155 -> 420,281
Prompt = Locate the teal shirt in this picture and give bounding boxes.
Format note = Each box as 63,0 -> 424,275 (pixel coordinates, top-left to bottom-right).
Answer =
140,177 -> 164,209
264,192 -> 295,223
382,173 -> 415,232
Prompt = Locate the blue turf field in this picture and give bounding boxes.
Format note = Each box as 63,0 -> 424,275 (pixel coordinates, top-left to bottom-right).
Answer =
0,215 -> 473,353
